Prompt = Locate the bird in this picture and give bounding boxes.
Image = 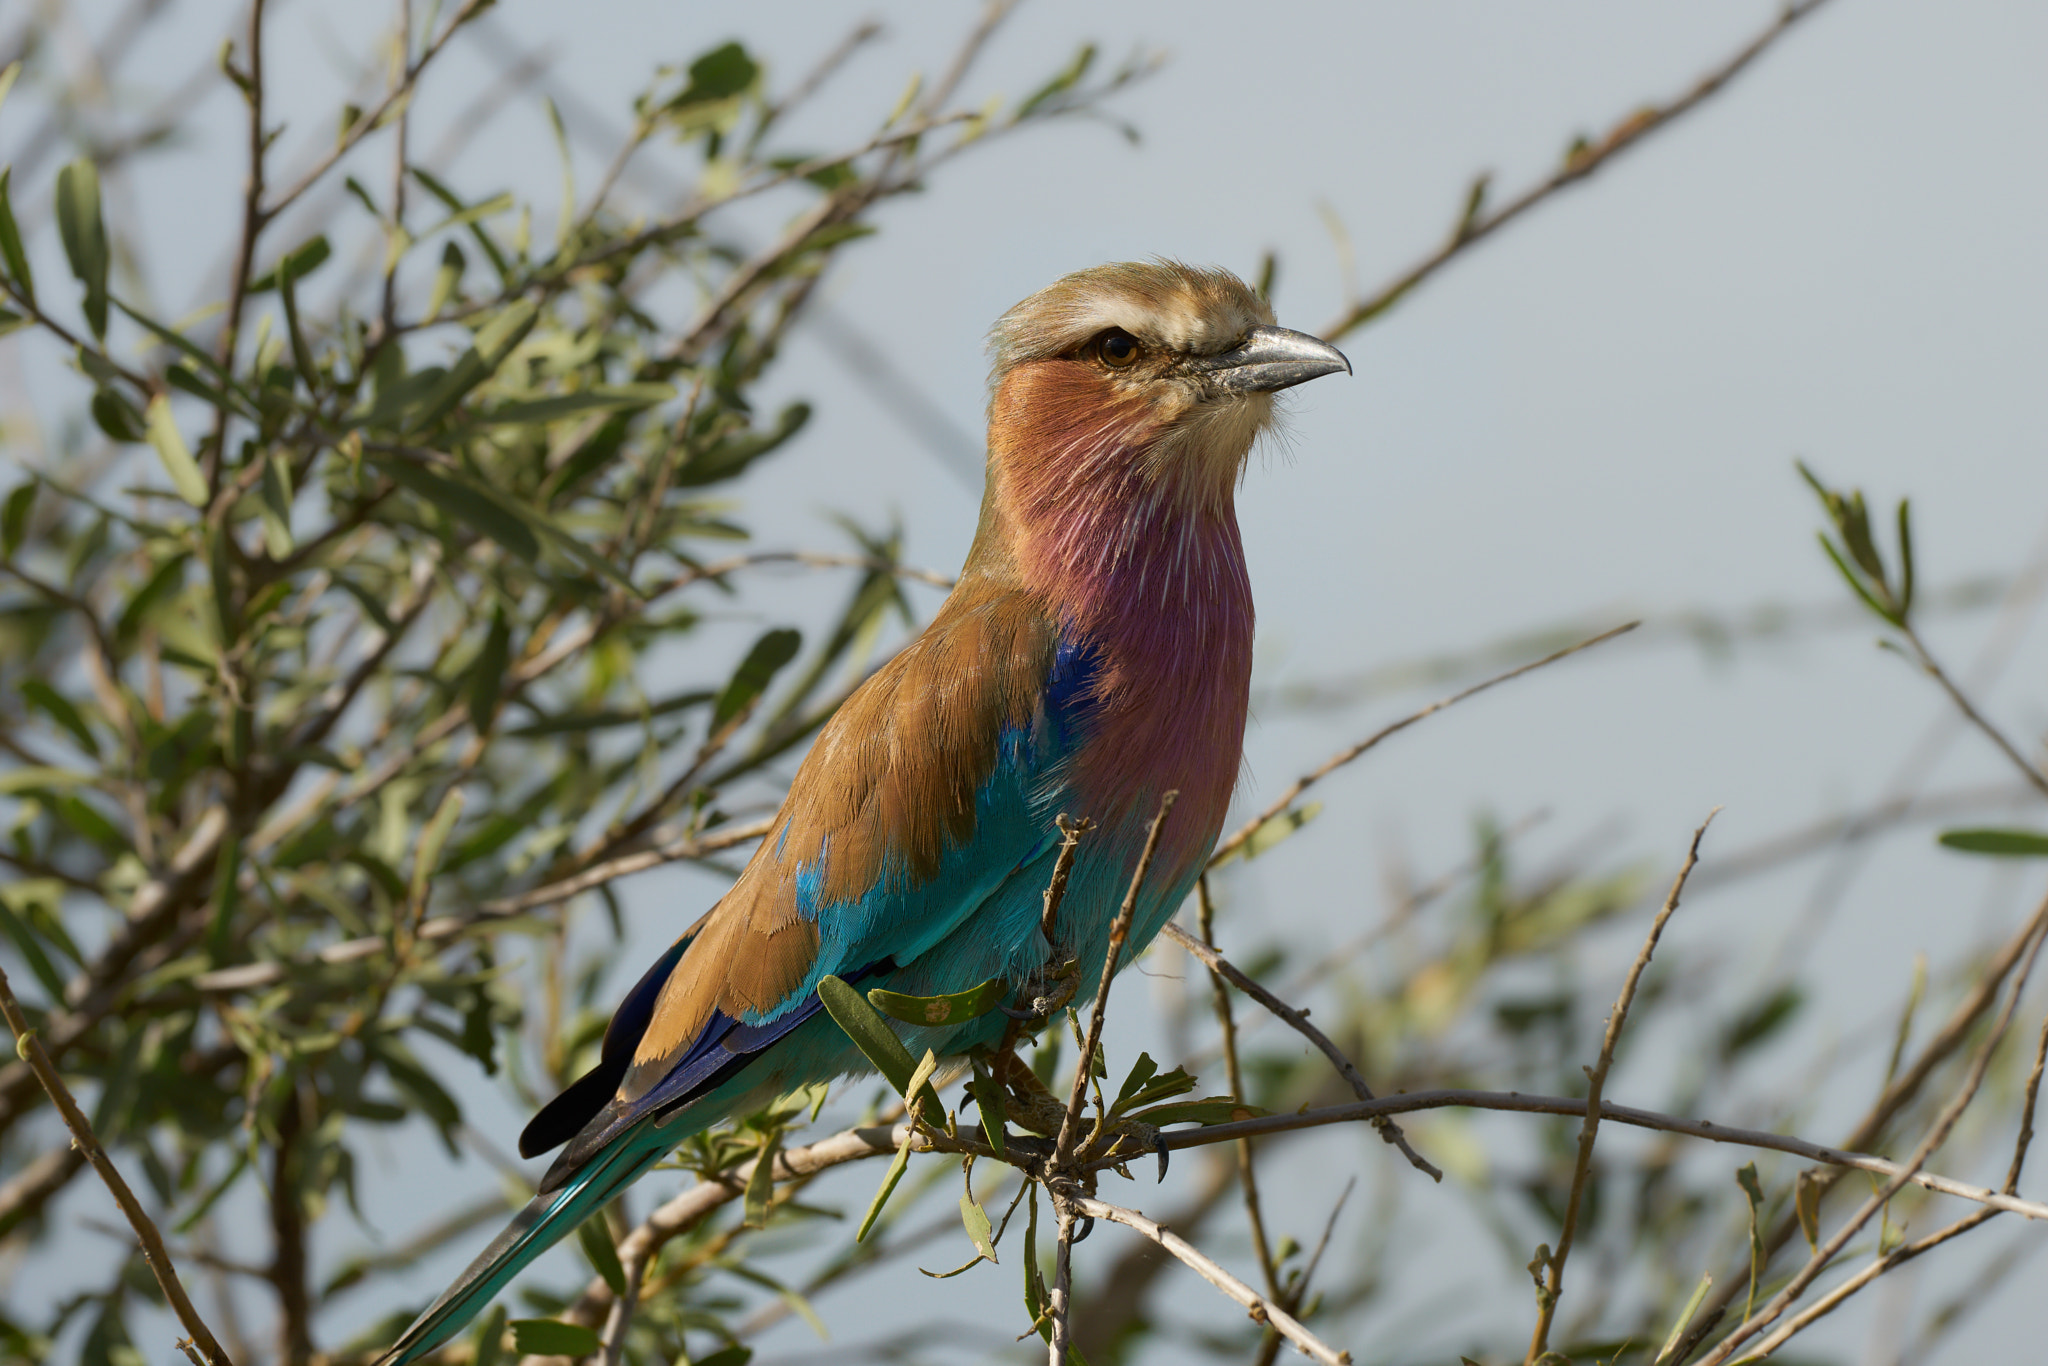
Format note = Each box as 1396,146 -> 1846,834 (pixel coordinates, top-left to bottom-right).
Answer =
380,260 -> 1349,1364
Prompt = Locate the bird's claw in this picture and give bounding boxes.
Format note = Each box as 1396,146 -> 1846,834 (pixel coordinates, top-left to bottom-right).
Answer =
1002,952 -> 1082,1025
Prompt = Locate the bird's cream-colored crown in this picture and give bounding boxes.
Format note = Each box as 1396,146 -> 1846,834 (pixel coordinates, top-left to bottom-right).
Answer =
988,260 -> 1274,373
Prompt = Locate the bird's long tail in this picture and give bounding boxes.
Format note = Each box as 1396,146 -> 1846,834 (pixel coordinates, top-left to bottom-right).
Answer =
377,1134 -> 669,1366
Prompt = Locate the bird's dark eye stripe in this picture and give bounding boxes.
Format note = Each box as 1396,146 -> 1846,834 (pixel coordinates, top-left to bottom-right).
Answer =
1095,328 -> 1140,368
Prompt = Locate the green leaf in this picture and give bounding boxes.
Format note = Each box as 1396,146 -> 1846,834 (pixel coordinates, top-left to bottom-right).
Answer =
1794,1170 -> 1822,1254
670,42 -> 761,106
1128,1097 -> 1266,1128
507,1319 -> 599,1358
258,452 -> 294,558
471,1305 -> 507,1366
0,897 -> 68,1002
371,455 -> 539,562
478,384 -> 676,426
712,628 -> 802,730
969,1057 -> 1006,1157
575,1216 -> 627,1297
0,766 -> 93,795
247,235 -> 333,294
867,976 -> 1006,1028
675,401 -> 811,488
411,788 -> 466,906
1017,43 -> 1097,119
857,1057 -> 936,1243
817,974 -> 917,1095
54,159 -> 109,338
0,61 -> 21,123
467,607 -> 512,731
89,388 -> 145,443
407,299 -> 540,432
1736,1162 -> 1766,1322
694,1348 -> 752,1366
0,167 -> 33,303
1,480 -> 32,557
21,679 -> 98,758
1938,828 -> 2048,857
743,1126 -> 781,1229
960,1193 -> 998,1263
145,395 -> 209,506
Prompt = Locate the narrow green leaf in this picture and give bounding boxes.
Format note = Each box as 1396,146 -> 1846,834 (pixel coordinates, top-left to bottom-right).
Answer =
960,1193 -> 997,1263
575,1216 -> 627,1297
0,167 -> 33,303
1794,1171 -> 1822,1253
0,61 -> 21,121
867,976 -> 1007,1028
1127,1097 -> 1266,1128
466,607 -> 511,731
0,306 -> 24,337
406,298 -> 539,432
0,480 -> 32,557
371,455 -> 539,562
1937,828 -> 2048,858
0,898 -> 68,1002
1654,1276 -> 1714,1366
969,1058 -> 1006,1158
694,1347 -> 752,1366
246,235 -> 332,294
712,628 -> 802,730
478,384 -> 676,426
1017,43 -> 1096,119
53,158 -> 108,338
207,832 -> 241,960
0,766 -> 93,795
817,974 -> 916,1094
1112,1052 -> 1163,1110
145,395 -> 208,506
856,1116 -> 916,1242
1735,1163 -> 1766,1322
411,788 -> 466,906
471,1305 -> 507,1366
1895,497 -> 1915,618
258,452 -> 294,558
743,1127 -> 781,1229
278,249 -> 317,389
507,1320 -> 599,1358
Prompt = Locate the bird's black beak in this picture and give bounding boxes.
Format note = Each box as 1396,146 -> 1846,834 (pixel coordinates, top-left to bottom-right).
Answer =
1188,325 -> 1352,394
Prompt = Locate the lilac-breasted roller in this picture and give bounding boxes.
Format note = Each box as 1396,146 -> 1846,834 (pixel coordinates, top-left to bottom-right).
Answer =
380,261 -> 1350,1362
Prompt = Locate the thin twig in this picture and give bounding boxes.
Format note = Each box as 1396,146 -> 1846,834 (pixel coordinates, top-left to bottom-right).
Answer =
1162,919 -> 1440,1182
0,963 -> 231,1366
1071,1195 -> 1353,1366
1048,1204 -> 1077,1366
1697,907 -> 2048,1365
1320,0 -> 1840,341
1194,877 -> 1281,1304
1209,622 -> 1636,868
1738,1010 -> 2048,1360
1528,811 -> 1716,1363
1128,1091 -> 2048,1224
1055,793 -> 1176,1170
1902,624 -> 2048,802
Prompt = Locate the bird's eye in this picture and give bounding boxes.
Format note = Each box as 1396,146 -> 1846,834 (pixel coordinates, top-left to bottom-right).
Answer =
1095,329 -> 1140,369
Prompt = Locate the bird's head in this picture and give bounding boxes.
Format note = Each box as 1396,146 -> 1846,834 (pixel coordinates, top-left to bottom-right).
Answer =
981,261 -> 1349,555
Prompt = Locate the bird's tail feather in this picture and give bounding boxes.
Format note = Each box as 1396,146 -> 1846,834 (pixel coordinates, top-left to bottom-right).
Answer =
378,1135 -> 668,1366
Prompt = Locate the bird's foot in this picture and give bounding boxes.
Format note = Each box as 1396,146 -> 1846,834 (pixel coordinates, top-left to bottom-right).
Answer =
999,952 -> 1082,1024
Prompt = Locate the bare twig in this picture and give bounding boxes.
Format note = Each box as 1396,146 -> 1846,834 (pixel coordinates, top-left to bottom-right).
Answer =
1162,918 -> 1440,1181
1528,812 -> 1716,1363
1193,877 -> 1281,1305
1738,1010 -> 2048,1360
1133,1091 -> 2048,1224
1055,793 -> 1176,1170
1048,1204 -> 1078,1366
1697,904 -> 2048,1364
1900,623 -> 2048,801
1209,622 -> 1636,868
1320,0 -> 1839,340
0,963 -> 231,1366
1071,1195 -> 1353,1366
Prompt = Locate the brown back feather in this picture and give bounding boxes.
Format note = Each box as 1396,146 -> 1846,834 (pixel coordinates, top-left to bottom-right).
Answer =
623,569 -> 1056,1099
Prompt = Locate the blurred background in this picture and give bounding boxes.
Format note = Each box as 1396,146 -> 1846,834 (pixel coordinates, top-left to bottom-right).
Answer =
3,1 -> 2046,1363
